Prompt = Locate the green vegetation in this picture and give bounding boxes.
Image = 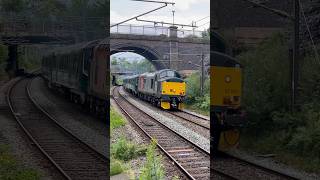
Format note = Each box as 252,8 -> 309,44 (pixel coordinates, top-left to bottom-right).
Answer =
0,0 -> 109,18
0,145 -> 41,180
111,137 -> 146,162
110,107 -> 169,179
139,139 -> 164,180
0,0 -> 109,45
184,72 -> 210,115
110,106 -> 146,177
111,57 -> 155,75
110,107 -> 126,130
18,47 -> 42,72
110,158 -> 125,176
238,33 -> 320,172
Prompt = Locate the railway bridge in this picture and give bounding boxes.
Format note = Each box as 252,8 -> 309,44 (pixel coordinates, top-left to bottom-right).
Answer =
110,25 -> 211,71
0,14 -> 106,77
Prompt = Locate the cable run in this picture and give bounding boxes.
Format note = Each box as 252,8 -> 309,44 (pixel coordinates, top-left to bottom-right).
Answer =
298,0 -> 320,66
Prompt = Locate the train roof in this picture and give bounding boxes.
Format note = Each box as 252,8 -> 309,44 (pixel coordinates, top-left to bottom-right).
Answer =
123,74 -> 139,80
140,69 -> 180,76
210,51 -> 242,67
44,40 -> 101,56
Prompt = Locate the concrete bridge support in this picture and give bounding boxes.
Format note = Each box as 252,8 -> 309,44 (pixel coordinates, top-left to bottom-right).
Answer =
169,26 -> 179,70
5,45 -> 19,78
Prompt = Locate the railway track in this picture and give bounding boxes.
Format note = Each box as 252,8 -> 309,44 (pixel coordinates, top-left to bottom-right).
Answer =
112,86 -> 212,180
166,110 -> 210,130
214,152 -> 299,180
116,86 -> 300,180
7,77 -> 108,180
169,112 -> 297,179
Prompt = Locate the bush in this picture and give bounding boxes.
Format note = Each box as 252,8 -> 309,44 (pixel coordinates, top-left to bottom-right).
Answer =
184,72 -> 210,113
111,137 -> 146,162
110,158 -> 124,176
237,33 -> 290,134
0,145 -> 41,180
238,32 -> 320,172
139,139 -> 164,180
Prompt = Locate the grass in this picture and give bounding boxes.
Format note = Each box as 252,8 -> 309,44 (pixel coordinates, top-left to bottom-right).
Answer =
184,104 -> 209,116
110,158 -> 125,176
0,145 -> 41,180
139,138 -> 164,180
110,106 -> 146,177
111,137 -> 146,162
240,134 -> 320,173
110,107 -> 126,130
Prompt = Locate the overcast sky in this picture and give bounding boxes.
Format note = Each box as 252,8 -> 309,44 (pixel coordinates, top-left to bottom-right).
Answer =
110,0 -> 210,61
111,0 -> 210,31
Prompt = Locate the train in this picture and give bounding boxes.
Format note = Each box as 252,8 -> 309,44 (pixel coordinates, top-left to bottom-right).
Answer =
41,39 -> 109,119
123,69 -> 186,110
210,51 -> 245,154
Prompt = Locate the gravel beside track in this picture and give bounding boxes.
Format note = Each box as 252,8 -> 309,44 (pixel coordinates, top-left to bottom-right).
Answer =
113,86 -> 211,180
1,78 -> 62,179
29,77 -> 108,157
120,89 -> 210,139
8,77 -> 108,179
181,109 -> 210,121
119,87 -> 210,153
119,86 -> 302,179
214,153 -> 299,180
167,111 -> 209,129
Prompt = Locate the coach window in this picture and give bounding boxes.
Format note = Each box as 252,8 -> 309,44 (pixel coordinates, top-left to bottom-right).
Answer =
151,79 -> 154,89
95,60 -> 98,84
83,54 -> 89,76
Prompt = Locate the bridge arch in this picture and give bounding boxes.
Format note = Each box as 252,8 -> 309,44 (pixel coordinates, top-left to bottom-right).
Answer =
110,43 -> 165,70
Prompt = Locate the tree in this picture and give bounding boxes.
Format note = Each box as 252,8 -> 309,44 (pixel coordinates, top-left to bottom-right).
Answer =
0,0 -> 26,13
91,0 -> 109,17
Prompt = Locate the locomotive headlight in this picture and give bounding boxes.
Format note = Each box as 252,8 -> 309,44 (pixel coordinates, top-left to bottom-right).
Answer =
225,75 -> 231,83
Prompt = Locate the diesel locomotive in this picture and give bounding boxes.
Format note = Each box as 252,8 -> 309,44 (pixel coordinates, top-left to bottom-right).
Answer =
41,39 -> 109,118
210,51 -> 245,153
123,69 -> 186,110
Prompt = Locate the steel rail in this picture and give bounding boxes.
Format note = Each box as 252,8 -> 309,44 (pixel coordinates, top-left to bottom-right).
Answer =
26,77 -> 108,161
181,110 -> 210,121
115,86 -> 300,179
6,78 -> 71,180
220,152 -> 300,180
7,77 -> 108,179
112,87 -> 211,180
166,111 -> 210,130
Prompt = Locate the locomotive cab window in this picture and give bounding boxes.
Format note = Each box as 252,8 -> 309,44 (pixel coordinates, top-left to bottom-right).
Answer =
167,70 -> 174,77
159,70 -> 178,79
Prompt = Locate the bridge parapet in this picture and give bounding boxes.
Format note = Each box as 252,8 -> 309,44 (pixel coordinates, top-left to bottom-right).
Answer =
0,14 -> 107,44
110,33 -> 209,44
111,24 -> 207,39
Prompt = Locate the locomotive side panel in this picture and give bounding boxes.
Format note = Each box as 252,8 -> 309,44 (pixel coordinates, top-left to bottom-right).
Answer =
89,46 -> 108,99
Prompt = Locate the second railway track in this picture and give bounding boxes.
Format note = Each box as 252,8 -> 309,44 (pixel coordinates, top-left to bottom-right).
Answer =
7,77 -> 108,180
115,86 -> 300,180
112,86 -> 212,180
166,110 -> 210,130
